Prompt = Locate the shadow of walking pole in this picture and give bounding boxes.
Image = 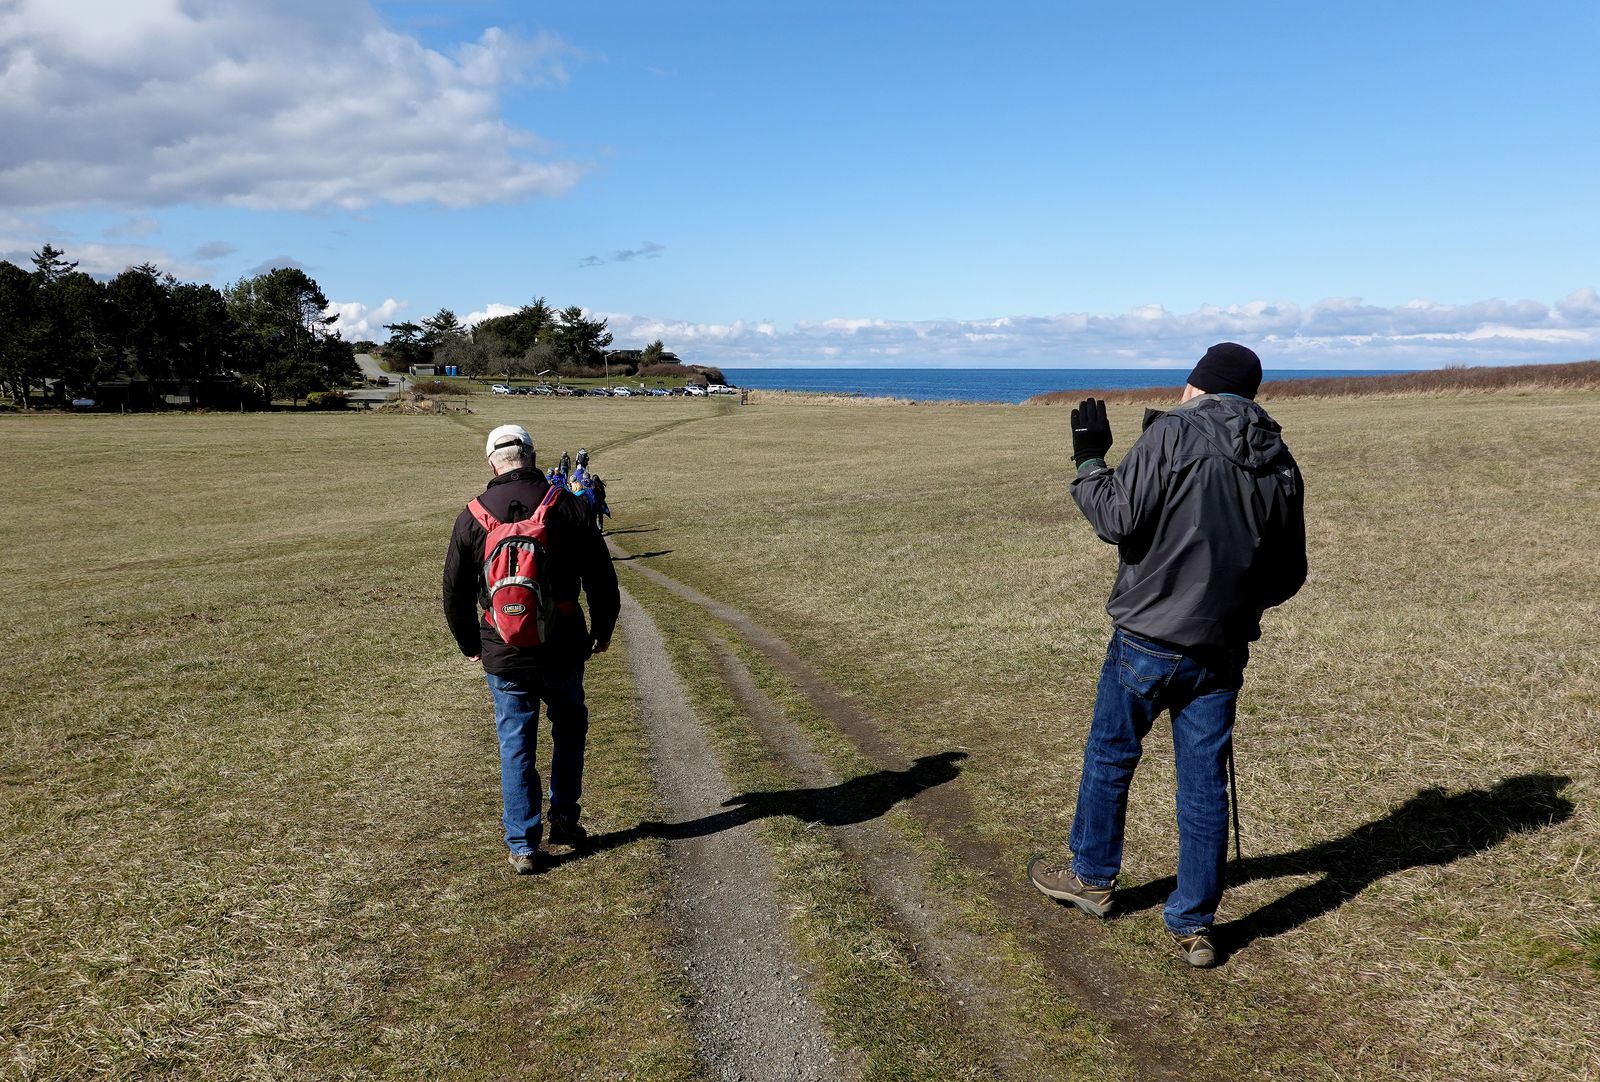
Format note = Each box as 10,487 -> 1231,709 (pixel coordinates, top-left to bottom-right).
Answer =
1112,773 -> 1575,950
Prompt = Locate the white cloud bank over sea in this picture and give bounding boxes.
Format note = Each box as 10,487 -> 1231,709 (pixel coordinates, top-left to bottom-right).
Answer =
330,288 -> 1600,369
596,289 -> 1600,368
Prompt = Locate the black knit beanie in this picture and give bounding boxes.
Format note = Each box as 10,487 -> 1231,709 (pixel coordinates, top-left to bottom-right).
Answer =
1187,342 -> 1262,399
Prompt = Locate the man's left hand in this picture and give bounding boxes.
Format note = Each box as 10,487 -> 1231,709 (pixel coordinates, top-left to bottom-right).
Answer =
1071,397 -> 1113,466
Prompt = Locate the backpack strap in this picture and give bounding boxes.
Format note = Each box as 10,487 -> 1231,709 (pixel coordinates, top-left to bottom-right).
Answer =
536,485 -> 563,511
466,498 -> 500,532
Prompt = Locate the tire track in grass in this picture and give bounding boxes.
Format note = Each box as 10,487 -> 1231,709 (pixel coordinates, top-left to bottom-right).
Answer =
616,587 -> 843,1082
701,637 -> 1069,1079
611,543 -> 1195,1082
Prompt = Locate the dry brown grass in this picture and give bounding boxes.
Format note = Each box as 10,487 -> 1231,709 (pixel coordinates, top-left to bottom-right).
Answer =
0,408 -> 709,1080
601,389 -> 1600,1080
7,391 -> 1597,1079
1026,358 -> 1600,404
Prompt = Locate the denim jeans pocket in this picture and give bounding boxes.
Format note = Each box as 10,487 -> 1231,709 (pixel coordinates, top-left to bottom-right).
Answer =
1117,634 -> 1182,699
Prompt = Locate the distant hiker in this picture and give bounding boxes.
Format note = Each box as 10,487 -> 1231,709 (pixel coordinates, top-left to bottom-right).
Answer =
1029,343 -> 1307,968
443,424 -> 620,874
567,447 -> 611,530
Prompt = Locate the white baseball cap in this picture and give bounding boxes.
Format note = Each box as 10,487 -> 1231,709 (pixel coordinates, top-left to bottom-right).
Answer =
485,424 -> 533,457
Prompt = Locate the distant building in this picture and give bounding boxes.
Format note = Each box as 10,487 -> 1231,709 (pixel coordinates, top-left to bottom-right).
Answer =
408,364 -> 437,377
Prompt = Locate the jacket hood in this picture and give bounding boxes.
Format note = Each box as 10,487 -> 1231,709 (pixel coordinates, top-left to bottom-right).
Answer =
1171,394 -> 1286,471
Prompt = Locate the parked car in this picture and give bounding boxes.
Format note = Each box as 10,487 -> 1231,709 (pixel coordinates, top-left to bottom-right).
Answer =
613,387 -> 633,397
491,384 -> 512,395
684,384 -> 707,396
590,387 -> 611,397
709,384 -> 738,395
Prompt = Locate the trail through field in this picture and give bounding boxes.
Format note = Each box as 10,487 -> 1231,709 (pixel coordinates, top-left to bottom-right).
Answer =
616,588 -> 843,1081
612,541 -> 1202,1081
703,638 -> 1045,1077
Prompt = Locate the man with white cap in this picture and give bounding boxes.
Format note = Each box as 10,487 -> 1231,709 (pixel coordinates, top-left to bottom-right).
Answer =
443,424 -> 619,874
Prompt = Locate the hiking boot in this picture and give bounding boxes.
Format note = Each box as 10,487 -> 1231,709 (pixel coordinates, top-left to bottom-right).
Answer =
507,850 -> 540,875
547,817 -> 588,848
1027,856 -> 1113,917
1171,929 -> 1217,968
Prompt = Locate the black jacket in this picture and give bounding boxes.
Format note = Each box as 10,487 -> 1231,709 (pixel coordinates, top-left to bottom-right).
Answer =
1071,394 -> 1307,653
442,467 -> 620,675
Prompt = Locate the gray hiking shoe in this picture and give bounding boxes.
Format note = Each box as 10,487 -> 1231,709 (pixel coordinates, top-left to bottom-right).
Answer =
507,850 -> 540,875
1171,929 -> 1217,968
1027,856 -> 1114,917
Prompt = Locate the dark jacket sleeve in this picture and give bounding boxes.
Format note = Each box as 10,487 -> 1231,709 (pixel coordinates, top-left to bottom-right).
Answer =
1259,458 -> 1308,609
578,515 -> 620,646
442,508 -> 483,657
1070,423 -> 1171,549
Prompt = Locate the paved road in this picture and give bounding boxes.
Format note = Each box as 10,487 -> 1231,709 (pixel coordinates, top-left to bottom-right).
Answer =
346,353 -> 407,403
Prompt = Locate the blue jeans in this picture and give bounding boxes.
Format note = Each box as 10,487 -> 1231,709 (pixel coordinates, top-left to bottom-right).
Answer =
1068,629 -> 1246,934
484,665 -> 589,855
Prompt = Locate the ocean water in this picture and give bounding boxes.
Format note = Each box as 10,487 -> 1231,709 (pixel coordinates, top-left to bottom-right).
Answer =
721,367 -> 1401,404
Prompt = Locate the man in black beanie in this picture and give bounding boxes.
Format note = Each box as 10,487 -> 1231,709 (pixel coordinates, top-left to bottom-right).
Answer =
1028,342 -> 1306,968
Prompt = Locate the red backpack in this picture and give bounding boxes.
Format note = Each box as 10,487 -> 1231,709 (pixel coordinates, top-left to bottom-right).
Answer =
466,486 -> 566,648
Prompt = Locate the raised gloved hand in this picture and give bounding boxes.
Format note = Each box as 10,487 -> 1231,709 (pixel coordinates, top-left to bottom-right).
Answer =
1070,397 -> 1113,467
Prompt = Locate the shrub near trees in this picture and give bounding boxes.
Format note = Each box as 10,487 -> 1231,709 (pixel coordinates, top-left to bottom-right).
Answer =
0,244 -> 358,409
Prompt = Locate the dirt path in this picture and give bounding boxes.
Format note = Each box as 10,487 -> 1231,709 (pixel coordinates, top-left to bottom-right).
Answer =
612,546 -> 1196,1082
616,588 -> 843,1082
705,639 -> 1037,1077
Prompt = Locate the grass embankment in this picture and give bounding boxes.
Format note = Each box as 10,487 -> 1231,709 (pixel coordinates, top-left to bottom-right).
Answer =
1026,358 -> 1600,404
0,409 -> 706,1080
602,390 -> 1600,1081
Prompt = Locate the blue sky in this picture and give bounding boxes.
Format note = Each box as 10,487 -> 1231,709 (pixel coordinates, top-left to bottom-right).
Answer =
2,1 -> 1597,367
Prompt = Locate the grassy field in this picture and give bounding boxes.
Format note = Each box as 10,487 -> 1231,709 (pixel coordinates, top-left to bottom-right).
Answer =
599,390 -> 1600,1080
0,408 -> 710,1080
4,388 -> 1598,1080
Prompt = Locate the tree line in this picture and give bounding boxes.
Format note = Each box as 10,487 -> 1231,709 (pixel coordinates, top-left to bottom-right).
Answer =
0,245 -> 356,408
381,299 -> 671,381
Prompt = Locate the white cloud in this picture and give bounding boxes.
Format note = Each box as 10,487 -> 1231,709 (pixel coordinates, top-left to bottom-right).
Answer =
326,297 -> 407,340
0,0 -> 583,212
588,290 -> 1600,368
0,233 -> 207,280
464,303 -> 519,327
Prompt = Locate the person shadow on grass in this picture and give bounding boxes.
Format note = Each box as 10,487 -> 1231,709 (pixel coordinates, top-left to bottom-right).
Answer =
1110,772 -> 1574,952
543,751 -> 967,869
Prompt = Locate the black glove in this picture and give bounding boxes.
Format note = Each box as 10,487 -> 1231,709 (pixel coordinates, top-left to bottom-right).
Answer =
1070,397 -> 1113,467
